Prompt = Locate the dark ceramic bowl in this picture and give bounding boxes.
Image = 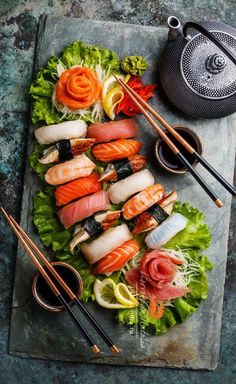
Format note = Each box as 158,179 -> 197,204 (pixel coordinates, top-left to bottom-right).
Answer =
32,261 -> 83,312
155,125 -> 203,175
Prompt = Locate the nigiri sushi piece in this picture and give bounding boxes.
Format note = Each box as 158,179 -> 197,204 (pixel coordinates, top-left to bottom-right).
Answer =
58,190 -> 110,228
132,191 -> 178,235
87,119 -> 137,143
92,239 -> 140,275
69,210 -> 122,253
108,169 -> 154,204
122,183 -> 164,220
145,213 -> 188,249
35,120 -> 87,145
39,138 -> 95,164
55,173 -> 102,206
99,155 -> 147,182
92,139 -> 142,163
45,154 -> 96,186
81,224 -> 132,264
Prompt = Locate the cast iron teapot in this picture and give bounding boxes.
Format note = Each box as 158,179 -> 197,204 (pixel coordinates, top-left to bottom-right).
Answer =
159,16 -> 236,118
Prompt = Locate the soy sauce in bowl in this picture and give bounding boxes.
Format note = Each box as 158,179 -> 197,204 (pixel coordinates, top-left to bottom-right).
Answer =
155,126 -> 203,174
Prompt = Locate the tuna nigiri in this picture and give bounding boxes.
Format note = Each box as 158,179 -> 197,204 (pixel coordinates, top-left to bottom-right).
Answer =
92,139 -> 142,163
69,210 -> 122,253
99,155 -> 147,182
132,191 -> 177,235
122,183 -> 164,220
108,169 -> 154,204
35,120 -> 87,145
45,154 -> 96,186
55,173 -> 102,206
87,119 -> 137,143
93,239 -> 140,275
58,190 -> 110,228
39,138 -> 95,164
81,224 -> 132,264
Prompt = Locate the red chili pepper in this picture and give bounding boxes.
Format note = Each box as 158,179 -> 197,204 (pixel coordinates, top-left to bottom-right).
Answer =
116,76 -> 156,117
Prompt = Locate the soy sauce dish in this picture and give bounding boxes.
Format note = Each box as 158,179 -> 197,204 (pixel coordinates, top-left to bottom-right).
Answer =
32,261 -> 83,312
155,126 -> 203,174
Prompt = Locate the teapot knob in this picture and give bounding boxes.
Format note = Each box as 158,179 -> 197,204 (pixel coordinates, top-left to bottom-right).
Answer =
206,53 -> 226,73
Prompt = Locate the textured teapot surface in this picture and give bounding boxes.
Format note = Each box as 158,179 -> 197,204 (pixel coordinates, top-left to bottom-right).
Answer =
159,17 -> 236,119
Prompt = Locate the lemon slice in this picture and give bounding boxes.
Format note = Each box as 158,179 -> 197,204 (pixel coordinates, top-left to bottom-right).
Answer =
94,278 -> 128,309
102,74 -> 124,100
102,86 -> 124,120
114,283 -> 139,308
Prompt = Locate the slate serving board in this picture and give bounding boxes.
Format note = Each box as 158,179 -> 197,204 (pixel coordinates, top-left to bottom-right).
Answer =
9,15 -> 236,370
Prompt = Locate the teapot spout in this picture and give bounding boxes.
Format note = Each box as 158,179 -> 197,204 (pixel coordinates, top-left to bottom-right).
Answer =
167,16 -> 183,40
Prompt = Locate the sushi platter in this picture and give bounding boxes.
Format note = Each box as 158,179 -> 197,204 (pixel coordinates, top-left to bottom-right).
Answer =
8,15 -> 236,369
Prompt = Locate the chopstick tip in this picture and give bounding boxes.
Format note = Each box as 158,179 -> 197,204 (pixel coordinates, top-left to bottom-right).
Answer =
215,198 -> 224,208
111,345 -> 120,353
91,344 -> 100,353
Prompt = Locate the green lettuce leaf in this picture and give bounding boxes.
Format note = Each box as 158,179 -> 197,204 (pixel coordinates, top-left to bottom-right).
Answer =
165,202 -> 212,250
31,96 -> 61,125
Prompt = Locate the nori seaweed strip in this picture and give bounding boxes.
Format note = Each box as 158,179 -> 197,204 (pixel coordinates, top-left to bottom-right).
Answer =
113,158 -> 133,180
146,204 -> 168,223
56,140 -> 73,161
81,216 -> 103,237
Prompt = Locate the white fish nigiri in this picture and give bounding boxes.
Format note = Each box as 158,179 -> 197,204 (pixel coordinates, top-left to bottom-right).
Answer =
108,169 -> 154,204
35,120 -> 87,145
145,213 -> 188,249
81,224 -> 132,264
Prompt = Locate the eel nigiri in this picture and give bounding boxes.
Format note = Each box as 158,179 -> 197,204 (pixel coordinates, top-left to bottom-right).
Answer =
122,183 -> 164,220
93,239 -> 140,275
99,155 -> 147,182
35,120 -> 87,145
39,138 -> 95,164
87,119 -> 137,143
108,169 -> 154,204
45,154 -> 96,186
92,139 -> 142,163
55,173 -> 102,206
58,190 -> 110,228
81,224 -> 132,265
145,213 -> 188,249
132,191 -> 178,235
69,210 -> 122,253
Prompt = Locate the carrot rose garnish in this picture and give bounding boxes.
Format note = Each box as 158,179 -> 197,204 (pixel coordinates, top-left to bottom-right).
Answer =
55,67 -> 101,110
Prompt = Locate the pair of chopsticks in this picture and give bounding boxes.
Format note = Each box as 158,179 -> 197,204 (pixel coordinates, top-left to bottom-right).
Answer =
113,75 -> 236,207
0,207 -> 119,354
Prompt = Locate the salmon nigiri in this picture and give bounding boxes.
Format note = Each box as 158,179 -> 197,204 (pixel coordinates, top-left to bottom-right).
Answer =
58,190 -> 110,228
45,154 -> 96,186
92,139 -> 142,163
122,183 -> 164,220
87,119 -> 137,143
93,239 -> 140,275
55,173 -> 102,206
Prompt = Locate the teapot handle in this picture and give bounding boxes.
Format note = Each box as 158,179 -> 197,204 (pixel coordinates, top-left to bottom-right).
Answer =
183,22 -> 236,66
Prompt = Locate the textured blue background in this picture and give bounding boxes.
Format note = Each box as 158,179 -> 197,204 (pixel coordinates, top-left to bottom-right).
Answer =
0,1 -> 235,383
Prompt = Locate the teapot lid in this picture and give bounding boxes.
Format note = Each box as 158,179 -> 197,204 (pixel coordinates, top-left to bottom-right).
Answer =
181,31 -> 236,99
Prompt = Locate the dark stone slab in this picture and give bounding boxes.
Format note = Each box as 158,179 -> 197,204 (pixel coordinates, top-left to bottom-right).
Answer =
8,15 -> 236,370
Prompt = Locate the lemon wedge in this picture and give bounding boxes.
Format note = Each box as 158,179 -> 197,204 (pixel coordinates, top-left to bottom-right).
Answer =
102,74 -> 123,100
102,86 -> 124,120
114,283 -> 138,308
94,278 -> 127,309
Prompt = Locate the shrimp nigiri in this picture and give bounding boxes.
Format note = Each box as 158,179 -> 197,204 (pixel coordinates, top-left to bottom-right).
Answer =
69,210 -> 122,253
35,120 -> 87,145
108,169 -> 154,204
92,139 -> 142,163
99,155 -> 147,182
93,239 -> 140,274
55,173 -> 102,206
45,154 -> 96,186
122,183 -> 164,220
58,190 -> 110,228
39,138 -> 95,164
87,119 -> 137,143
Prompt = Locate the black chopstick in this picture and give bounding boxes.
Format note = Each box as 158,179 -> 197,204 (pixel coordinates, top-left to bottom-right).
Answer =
1,207 -> 100,353
113,75 -> 223,208
5,209 -> 119,353
114,74 -> 236,198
